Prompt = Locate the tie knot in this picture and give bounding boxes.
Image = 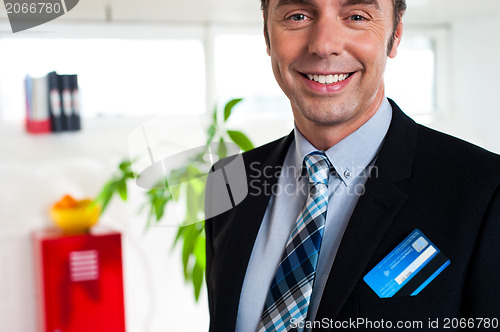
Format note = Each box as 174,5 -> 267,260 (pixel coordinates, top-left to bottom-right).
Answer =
304,152 -> 331,185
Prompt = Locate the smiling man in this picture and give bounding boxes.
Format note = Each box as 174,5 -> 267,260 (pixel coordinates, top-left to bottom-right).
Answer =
267,0 -> 400,150
205,0 -> 500,331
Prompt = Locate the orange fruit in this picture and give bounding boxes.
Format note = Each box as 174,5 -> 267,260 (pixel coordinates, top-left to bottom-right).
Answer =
49,195 -> 100,234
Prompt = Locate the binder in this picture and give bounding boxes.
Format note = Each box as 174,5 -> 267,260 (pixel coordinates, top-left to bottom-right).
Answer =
60,74 -> 73,131
69,74 -> 81,131
25,75 -> 51,134
24,71 -> 81,134
48,71 -> 63,132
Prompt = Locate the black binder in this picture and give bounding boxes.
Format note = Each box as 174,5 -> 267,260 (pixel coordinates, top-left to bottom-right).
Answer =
47,71 -> 63,132
69,74 -> 81,131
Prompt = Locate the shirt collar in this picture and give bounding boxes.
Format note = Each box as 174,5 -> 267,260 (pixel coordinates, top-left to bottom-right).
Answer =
293,97 -> 392,186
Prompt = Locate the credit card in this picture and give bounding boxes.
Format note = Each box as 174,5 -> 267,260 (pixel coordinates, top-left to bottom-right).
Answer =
363,229 -> 450,298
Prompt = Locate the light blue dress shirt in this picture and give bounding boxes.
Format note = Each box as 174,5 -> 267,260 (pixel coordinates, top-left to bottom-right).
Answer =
236,98 -> 392,332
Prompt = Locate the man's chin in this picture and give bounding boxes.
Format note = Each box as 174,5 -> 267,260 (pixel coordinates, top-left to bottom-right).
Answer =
297,105 -> 356,127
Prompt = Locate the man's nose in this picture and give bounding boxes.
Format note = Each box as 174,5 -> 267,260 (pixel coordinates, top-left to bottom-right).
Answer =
308,17 -> 345,58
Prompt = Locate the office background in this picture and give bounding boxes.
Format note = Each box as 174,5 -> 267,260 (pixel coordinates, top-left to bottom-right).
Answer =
0,0 -> 499,331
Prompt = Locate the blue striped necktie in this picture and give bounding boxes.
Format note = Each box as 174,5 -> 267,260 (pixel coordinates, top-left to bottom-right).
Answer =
258,151 -> 331,332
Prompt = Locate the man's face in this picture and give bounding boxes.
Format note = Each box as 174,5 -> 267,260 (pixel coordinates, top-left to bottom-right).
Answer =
266,0 -> 402,134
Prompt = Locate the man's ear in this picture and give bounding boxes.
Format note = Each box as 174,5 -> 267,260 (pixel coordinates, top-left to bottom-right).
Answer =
264,13 -> 270,55
388,21 -> 403,58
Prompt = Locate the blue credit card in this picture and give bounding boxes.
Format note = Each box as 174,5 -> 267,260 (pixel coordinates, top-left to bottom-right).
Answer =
363,229 -> 450,298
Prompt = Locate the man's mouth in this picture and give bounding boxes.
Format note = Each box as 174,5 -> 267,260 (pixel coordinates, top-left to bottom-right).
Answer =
302,72 -> 354,85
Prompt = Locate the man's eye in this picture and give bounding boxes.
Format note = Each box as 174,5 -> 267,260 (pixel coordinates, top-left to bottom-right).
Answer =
289,14 -> 307,21
349,14 -> 366,21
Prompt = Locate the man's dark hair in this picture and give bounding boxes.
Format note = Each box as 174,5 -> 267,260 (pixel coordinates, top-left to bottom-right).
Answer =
260,0 -> 407,55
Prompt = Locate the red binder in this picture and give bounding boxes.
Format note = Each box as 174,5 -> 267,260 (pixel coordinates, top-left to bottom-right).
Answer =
33,228 -> 126,332
26,118 -> 51,134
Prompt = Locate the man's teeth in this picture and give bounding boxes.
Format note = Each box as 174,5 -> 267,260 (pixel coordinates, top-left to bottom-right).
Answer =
307,73 -> 350,84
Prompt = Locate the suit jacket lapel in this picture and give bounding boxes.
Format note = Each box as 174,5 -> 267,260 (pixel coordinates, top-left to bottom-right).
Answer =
315,101 -> 419,324
212,133 -> 295,331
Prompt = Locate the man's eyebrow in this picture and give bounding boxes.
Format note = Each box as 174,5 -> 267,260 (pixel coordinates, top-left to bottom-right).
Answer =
341,0 -> 381,10
275,0 -> 316,10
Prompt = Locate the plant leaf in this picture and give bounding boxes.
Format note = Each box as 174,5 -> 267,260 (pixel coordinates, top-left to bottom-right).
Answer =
173,224 -> 186,248
212,105 -> 217,122
223,98 -> 243,122
190,177 -> 204,195
118,159 -> 133,174
94,180 -> 111,204
182,226 -> 197,279
95,181 -> 118,214
227,130 -> 254,151
218,138 -> 227,159
192,263 -> 204,301
171,185 -> 181,201
186,183 -> 197,215
185,183 -> 201,226
125,171 -> 136,179
154,197 -> 165,221
145,206 -> 154,231
207,124 -> 217,145
117,179 -> 127,201
193,235 -> 206,270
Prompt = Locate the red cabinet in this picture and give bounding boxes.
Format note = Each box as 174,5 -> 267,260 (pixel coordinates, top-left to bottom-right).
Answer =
33,228 -> 126,332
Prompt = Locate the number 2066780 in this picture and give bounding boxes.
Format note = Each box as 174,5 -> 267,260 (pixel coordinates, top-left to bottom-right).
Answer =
5,2 -> 62,14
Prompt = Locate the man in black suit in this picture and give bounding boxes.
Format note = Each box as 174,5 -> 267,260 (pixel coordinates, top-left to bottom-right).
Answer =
205,0 -> 500,330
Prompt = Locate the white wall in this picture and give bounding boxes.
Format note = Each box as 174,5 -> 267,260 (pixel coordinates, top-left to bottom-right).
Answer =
0,119 -> 210,332
2,5 -> 500,332
448,16 -> 500,153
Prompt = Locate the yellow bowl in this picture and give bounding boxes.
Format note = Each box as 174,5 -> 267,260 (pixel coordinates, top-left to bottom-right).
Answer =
49,198 -> 100,234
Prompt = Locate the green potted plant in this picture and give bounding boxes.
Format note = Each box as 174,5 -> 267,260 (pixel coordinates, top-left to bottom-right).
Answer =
93,98 -> 254,301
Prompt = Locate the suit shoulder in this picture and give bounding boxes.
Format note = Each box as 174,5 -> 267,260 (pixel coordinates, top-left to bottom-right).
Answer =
211,134 -> 291,171
416,124 -> 500,177
240,135 -> 291,163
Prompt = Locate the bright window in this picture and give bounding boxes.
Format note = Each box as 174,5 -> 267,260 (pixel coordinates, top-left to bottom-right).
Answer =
214,33 -> 290,115
385,34 -> 437,115
0,27 -> 444,125
0,38 -> 205,123
215,32 -> 441,117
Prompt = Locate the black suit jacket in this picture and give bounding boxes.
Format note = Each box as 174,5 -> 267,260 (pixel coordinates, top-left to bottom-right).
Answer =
205,100 -> 500,331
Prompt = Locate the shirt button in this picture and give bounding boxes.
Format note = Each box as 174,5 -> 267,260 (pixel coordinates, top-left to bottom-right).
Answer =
344,169 -> 352,178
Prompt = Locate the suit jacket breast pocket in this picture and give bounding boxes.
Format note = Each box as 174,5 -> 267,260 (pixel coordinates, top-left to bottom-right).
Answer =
359,291 -> 457,322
